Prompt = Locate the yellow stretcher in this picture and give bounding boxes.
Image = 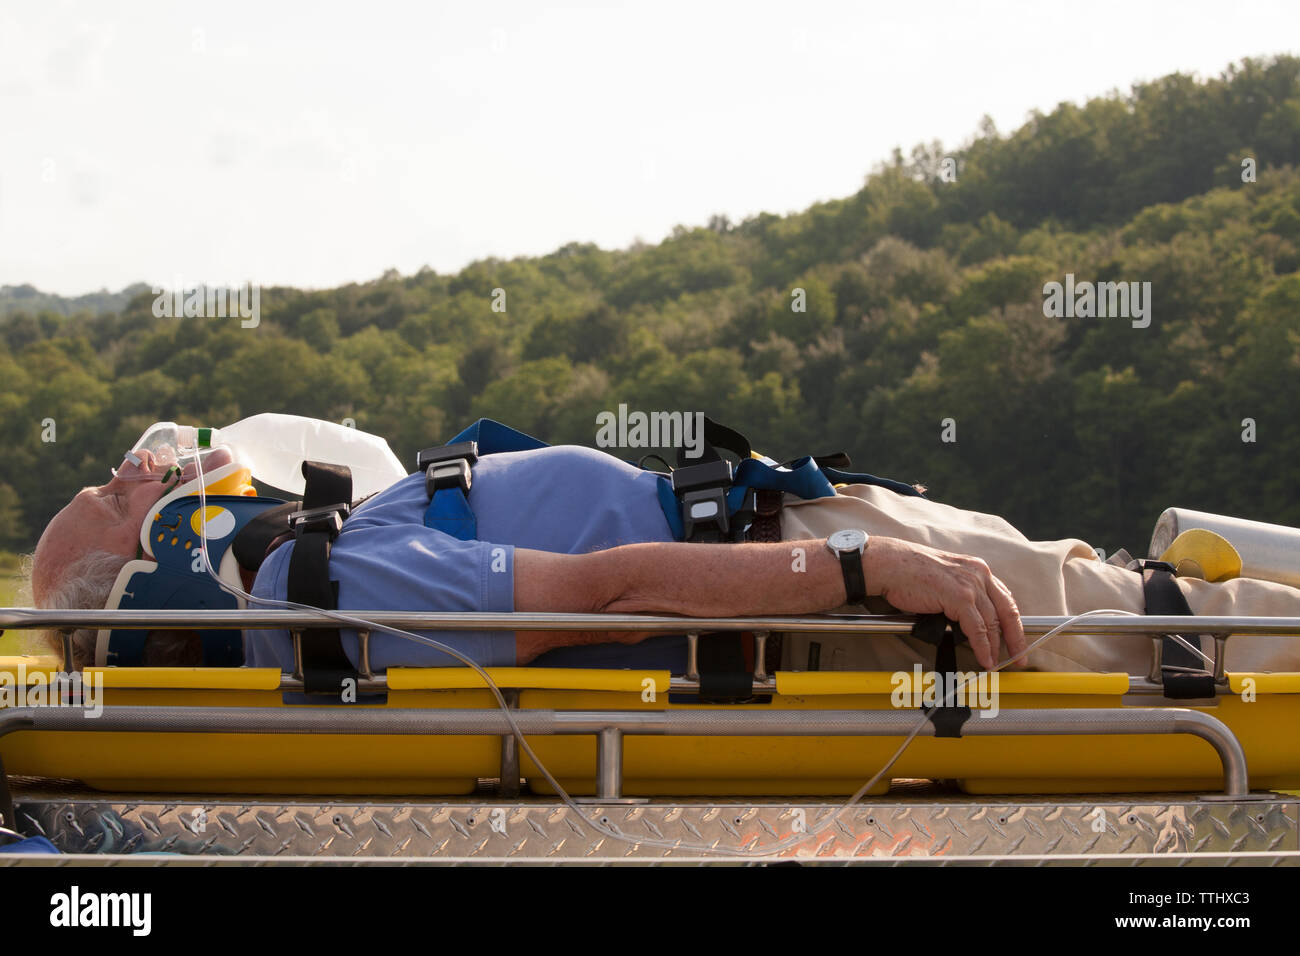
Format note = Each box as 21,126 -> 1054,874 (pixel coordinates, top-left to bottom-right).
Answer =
3,607 -> 1300,798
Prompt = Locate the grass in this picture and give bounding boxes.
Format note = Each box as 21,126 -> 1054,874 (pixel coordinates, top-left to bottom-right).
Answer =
0,549 -> 24,606
0,549 -> 32,655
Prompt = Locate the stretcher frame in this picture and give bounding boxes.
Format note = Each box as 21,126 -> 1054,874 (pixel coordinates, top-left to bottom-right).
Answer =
3,608 -> 1300,863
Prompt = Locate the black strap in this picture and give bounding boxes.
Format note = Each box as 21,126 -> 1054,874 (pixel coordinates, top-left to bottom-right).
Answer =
232,500 -> 301,571
1140,561 -> 1216,699
676,416 -> 751,467
668,417 -> 835,686
673,415 -> 849,472
682,418 -> 756,692
287,461 -> 358,697
697,632 -> 753,700
912,615 -> 972,738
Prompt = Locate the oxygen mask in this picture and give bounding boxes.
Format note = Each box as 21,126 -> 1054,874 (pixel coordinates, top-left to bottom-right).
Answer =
114,422 -> 254,498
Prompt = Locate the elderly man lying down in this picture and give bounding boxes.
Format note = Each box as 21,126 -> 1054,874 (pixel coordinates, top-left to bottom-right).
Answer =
24,419 -> 1300,677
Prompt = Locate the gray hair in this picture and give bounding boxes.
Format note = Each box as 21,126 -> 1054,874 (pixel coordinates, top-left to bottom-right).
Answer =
23,549 -> 205,669
21,549 -> 128,670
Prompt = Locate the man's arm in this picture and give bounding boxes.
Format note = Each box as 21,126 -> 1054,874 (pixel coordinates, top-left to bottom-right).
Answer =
513,537 -> 1025,669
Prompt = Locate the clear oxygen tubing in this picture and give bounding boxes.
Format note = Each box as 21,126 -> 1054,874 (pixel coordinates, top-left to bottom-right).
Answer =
187,447 -> 1144,859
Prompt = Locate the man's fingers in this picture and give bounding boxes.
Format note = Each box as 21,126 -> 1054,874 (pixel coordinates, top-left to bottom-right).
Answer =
989,577 -> 1026,665
970,586 -> 1002,668
948,597 -> 994,671
883,542 -> 1024,672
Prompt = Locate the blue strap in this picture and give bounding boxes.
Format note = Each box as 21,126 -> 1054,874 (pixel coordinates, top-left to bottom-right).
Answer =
424,420 -> 548,538
424,487 -> 477,541
431,418 -> 923,542
656,477 -> 686,540
729,456 -> 838,510
446,418 -> 550,454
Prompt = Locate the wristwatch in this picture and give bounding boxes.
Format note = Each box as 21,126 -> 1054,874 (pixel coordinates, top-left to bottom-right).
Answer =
825,529 -> 869,605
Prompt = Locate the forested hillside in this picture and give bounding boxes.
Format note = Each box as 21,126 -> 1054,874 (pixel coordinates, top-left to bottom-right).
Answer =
0,282 -> 151,320
3,56 -> 1299,556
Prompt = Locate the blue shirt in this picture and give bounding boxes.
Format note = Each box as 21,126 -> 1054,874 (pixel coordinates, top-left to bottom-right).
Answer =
245,445 -> 684,671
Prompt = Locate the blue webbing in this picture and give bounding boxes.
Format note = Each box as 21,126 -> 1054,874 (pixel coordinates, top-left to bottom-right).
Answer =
427,418 -> 924,540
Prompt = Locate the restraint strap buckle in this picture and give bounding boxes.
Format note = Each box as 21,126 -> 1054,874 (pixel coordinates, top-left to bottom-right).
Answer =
418,440 -> 479,498
672,459 -> 735,542
288,504 -> 349,539
417,440 -> 479,472
427,459 -> 472,496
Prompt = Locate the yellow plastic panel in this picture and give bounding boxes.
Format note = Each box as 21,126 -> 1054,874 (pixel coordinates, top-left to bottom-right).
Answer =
387,666 -> 668,693
1228,672 -> 1300,694
0,729 -> 496,794
775,670 -> 1130,696
89,667 -> 283,690
3,666 -> 1300,796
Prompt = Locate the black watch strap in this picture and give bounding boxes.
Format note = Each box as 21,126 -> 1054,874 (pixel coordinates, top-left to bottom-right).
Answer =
840,550 -> 867,605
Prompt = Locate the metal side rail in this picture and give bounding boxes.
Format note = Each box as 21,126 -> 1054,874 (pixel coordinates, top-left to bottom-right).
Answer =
0,704 -> 1252,798
6,608 -> 1300,689
8,608 -> 1300,635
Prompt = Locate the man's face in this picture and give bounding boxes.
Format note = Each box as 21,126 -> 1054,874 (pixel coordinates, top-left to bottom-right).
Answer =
31,448 -> 228,604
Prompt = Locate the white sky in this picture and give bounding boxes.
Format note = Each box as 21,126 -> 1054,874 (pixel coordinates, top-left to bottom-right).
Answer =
1,0 -> 1297,296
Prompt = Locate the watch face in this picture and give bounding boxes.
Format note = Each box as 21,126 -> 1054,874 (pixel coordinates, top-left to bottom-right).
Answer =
828,529 -> 868,552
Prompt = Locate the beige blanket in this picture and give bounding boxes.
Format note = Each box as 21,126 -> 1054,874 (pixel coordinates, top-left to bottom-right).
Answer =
779,485 -> 1300,674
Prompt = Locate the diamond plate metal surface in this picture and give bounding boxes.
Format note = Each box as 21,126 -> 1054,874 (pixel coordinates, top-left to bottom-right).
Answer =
12,791 -> 1299,862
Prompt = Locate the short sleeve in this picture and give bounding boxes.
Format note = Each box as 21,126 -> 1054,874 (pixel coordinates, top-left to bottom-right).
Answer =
245,523 -> 516,671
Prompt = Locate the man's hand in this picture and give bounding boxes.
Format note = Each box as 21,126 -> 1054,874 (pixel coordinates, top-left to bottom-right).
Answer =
865,537 -> 1026,670
513,536 -> 1026,670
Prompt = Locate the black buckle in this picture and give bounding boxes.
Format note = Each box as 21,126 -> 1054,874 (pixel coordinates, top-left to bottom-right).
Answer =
672,459 -> 734,542
417,441 -> 479,497
417,440 -> 479,471
288,504 -> 349,539
1140,559 -> 1177,574
427,459 -> 472,495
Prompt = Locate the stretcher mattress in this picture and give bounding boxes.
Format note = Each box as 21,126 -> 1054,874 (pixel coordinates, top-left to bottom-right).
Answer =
3,657 -> 1298,796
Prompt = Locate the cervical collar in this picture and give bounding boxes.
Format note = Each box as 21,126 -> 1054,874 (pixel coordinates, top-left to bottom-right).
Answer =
95,460 -> 285,667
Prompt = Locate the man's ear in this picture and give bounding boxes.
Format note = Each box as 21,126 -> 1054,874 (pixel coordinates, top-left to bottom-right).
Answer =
141,630 -> 204,666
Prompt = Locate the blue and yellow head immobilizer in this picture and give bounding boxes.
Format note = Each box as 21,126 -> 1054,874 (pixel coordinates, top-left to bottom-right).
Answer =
96,450 -> 286,667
